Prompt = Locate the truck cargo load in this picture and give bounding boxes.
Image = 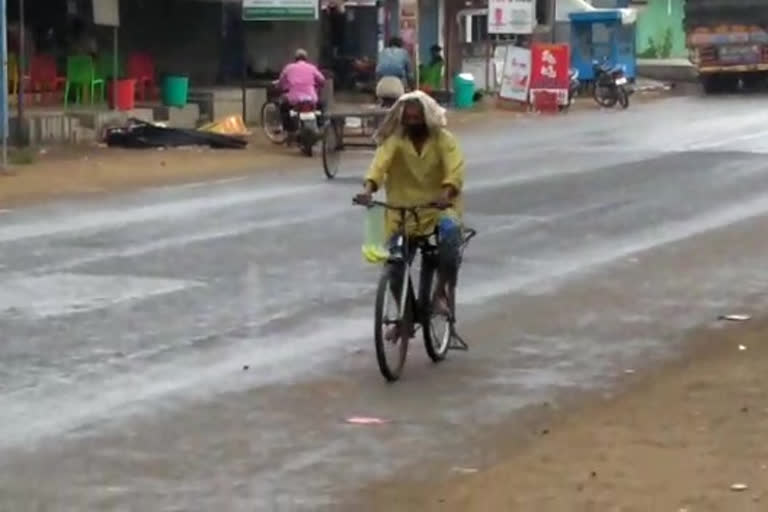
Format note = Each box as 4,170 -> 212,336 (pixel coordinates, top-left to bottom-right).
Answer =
684,0 -> 768,92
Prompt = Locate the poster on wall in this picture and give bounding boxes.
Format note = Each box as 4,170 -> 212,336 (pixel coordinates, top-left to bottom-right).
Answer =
499,45 -> 531,102
93,0 -> 120,27
242,0 -> 319,21
529,43 -> 570,105
488,0 -> 535,35
399,0 -> 419,58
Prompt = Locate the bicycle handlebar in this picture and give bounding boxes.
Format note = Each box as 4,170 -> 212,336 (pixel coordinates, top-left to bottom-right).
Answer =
352,198 -> 445,211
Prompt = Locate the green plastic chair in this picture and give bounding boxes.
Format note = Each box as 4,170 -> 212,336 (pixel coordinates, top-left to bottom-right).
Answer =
64,55 -> 105,106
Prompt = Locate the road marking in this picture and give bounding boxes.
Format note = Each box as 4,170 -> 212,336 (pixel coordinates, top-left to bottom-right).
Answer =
0,183 -> 324,243
0,273 -> 203,318
33,206 -> 346,274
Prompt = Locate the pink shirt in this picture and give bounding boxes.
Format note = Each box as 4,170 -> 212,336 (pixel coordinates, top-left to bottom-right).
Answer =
278,61 -> 326,105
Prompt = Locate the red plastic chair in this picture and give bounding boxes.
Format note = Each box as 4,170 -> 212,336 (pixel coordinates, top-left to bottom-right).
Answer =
27,54 -> 65,104
127,52 -> 156,100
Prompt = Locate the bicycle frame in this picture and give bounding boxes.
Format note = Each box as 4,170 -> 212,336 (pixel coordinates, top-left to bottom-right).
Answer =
383,205 -> 437,325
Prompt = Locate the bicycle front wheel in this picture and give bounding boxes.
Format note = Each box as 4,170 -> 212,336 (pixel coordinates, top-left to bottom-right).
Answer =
374,265 -> 410,382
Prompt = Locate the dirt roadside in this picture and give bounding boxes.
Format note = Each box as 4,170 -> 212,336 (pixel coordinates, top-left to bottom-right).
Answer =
0,89 -> 676,209
353,317 -> 768,512
0,111 -> 489,208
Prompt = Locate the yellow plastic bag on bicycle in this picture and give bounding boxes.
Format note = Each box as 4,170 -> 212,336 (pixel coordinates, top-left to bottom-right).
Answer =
362,205 -> 389,264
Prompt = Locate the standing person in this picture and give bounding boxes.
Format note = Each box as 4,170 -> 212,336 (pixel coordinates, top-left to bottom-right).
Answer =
375,37 -> 411,103
355,91 -> 465,338
420,44 -> 444,91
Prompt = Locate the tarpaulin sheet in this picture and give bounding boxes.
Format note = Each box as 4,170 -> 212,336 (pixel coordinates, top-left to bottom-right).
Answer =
105,118 -> 248,149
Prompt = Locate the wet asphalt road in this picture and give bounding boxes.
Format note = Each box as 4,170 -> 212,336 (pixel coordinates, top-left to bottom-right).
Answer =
4,95 -> 768,510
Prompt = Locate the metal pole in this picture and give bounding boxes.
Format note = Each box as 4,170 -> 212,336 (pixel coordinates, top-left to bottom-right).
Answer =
241,18 -> 247,122
0,0 -> 8,171
16,0 -> 24,146
113,25 -> 118,111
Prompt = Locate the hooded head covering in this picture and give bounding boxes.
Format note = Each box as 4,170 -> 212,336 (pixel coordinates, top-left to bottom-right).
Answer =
373,90 -> 447,145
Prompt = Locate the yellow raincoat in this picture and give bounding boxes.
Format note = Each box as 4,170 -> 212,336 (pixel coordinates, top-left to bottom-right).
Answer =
364,127 -> 465,237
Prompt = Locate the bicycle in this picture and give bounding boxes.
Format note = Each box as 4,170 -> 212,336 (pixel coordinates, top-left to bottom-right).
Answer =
353,199 -> 477,382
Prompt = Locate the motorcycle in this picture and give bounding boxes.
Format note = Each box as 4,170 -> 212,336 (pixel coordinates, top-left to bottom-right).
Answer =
289,98 -> 325,157
592,60 -> 633,110
261,82 -> 326,157
560,68 -> 581,112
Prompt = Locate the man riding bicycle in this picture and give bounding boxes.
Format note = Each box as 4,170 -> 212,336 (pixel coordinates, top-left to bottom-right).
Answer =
355,91 -> 465,338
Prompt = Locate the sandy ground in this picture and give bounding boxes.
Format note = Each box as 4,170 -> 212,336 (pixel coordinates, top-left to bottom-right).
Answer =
0,136 -> 303,208
0,89 -> 674,208
355,317 -> 768,512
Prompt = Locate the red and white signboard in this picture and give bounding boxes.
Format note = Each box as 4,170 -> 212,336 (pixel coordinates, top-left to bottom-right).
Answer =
488,0 -> 535,35
499,46 -> 531,102
529,43 -> 570,106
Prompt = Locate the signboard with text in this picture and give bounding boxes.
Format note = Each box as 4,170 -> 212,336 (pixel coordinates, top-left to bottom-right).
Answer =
530,43 -> 570,90
488,0 -> 535,34
529,43 -> 569,105
499,46 -> 530,102
243,0 -> 319,21
93,0 -> 120,26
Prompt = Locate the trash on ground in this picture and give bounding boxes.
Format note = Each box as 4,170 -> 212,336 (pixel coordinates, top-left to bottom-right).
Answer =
719,314 -> 751,322
731,483 -> 749,492
104,118 -> 248,150
624,369 -> 636,374
739,345 -> 747,351
345,416 -> 390,425
451,467 -> 479,474
198,115 -> 251,137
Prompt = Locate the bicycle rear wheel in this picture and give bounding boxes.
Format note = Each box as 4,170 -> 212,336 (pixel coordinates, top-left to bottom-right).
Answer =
421,262 -> 450,362
374,265 -> 410,382
322,121 -> 341,179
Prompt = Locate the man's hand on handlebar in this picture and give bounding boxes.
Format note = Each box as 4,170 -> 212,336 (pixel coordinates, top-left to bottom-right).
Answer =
353,180 -> 377,206
353,192 -> 373,206
433,185 -> 457,209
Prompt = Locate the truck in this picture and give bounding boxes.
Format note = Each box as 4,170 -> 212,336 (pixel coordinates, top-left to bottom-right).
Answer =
684,0 -> 768,93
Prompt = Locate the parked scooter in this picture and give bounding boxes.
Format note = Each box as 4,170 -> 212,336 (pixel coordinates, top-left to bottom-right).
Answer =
560,68 -> 581,112
592,60 -> 633,109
